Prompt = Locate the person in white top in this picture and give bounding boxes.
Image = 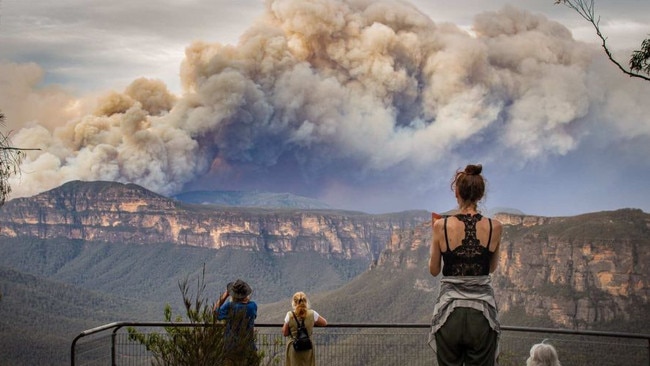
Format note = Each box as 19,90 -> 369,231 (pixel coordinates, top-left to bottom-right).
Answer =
282,292 -> 327,366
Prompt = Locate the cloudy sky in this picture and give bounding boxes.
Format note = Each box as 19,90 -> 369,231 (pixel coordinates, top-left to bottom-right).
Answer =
1,0 -> 649,216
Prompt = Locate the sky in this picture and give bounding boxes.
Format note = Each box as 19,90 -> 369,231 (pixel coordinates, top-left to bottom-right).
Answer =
1,0 -> 649,216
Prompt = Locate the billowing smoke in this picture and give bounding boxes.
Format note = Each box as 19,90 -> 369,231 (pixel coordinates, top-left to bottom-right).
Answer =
3,0 -> 650,213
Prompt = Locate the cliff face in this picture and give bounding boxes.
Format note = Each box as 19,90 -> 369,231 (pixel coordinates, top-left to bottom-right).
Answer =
0,181 -> 429,260
377,210 -> 650,329
3,181 -> 647,330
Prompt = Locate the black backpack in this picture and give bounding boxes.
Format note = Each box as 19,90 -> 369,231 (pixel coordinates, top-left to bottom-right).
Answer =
291,312 -> 313,351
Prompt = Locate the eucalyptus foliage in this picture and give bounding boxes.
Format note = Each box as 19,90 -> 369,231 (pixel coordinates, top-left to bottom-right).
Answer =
128,267 -> 226,365
0,111 -> 25,206
556,0 -> 650,81
127,266 -> 273,365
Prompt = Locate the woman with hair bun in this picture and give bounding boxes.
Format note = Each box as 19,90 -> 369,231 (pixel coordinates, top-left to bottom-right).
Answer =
282,292 -> 327,366
427,164 -> 503,366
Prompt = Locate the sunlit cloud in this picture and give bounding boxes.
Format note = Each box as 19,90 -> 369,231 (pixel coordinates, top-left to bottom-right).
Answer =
1,0 -> 649,215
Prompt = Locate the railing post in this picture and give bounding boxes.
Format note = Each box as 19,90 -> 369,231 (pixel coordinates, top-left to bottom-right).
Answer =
70,332 -> 85,366
111,328 -> 117,366
70,338 -> 76,366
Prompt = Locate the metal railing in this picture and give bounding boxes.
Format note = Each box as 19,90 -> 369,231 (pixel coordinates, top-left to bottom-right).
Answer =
71,322 -> 650,366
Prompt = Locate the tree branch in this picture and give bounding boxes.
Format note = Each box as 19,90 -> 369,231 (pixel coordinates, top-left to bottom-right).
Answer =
0,147 -> 40,151
557,0 -> 650,81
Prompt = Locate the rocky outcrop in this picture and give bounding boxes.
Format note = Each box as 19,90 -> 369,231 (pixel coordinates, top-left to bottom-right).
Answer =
2,181 -> 647,330
0,181 -> 429,260
377,209 -> 650,329
496,209 -> 650,329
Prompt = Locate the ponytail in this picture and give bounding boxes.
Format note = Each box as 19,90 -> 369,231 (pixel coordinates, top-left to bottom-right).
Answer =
292,292 -> 309,318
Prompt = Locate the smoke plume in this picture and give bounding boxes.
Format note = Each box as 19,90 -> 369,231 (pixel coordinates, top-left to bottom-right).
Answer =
2,0 -> 650,213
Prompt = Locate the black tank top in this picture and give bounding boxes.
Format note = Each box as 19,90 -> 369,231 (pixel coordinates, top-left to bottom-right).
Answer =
441,213 -> 493,276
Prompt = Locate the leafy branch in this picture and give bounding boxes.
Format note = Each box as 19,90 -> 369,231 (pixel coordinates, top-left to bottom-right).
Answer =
0,111 -> 41,206
555,0 -> 650,81
1,112 -> 30,206
127,265 -> 279,365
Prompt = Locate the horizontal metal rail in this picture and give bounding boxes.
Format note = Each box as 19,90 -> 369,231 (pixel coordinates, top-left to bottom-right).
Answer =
72,322 -> 650,366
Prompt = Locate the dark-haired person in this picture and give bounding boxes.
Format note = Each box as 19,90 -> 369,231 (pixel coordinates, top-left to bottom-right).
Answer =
427,164 -> 503,366
282,291 -> 327,366
214,279 -> 259,365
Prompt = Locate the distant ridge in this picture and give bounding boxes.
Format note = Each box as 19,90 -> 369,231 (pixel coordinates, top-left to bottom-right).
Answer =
487,207 -> 526,216
172,190 -> 332,209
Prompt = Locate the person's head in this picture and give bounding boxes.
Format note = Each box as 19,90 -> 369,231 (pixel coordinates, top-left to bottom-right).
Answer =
227,279 -> 252,302
526,342 -> 561,366
451,164 -> 486,210
291,291 -> 309,318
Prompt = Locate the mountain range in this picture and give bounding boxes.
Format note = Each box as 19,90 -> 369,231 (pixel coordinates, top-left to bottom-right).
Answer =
172,190 -> 332,209
0,180 -> 648,365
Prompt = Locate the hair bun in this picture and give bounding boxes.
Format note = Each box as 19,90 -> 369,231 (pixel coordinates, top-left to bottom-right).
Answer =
464,164 -> 482,175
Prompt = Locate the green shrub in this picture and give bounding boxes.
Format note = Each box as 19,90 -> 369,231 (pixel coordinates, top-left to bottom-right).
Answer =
128,265 -> 263,365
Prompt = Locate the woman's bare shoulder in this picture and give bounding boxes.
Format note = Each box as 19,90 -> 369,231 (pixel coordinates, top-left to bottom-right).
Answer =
492,219 -> 503,230
490,217 -> 503,229
483,216 -> 503,236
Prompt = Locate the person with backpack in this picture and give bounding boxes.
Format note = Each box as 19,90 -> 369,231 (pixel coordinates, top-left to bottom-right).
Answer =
282,291 -> 328,366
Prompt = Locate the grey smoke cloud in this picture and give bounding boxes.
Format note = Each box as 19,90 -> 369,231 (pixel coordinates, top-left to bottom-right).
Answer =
2,0 -> 650,214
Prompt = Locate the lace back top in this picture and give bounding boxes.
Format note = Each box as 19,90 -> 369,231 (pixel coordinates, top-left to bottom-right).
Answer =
441,213 -> 493,276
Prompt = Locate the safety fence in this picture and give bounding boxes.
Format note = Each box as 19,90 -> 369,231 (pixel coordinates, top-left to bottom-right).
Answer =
71,322 -> 650,366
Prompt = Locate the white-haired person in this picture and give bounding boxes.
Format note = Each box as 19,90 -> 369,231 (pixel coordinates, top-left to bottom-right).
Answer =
527,342 -> 561,366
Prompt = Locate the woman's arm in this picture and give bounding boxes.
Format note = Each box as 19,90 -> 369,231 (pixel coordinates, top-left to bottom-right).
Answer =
213,289 -> 229,313
282,311 -> 292,336
429,215 -> 443,276
488,220 -> 503,273
315,315 -> 327,327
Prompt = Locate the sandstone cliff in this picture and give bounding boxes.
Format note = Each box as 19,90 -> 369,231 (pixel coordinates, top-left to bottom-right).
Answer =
2,181 -> 647,330
377,209 -> 650,330
0,181 -> 429,260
